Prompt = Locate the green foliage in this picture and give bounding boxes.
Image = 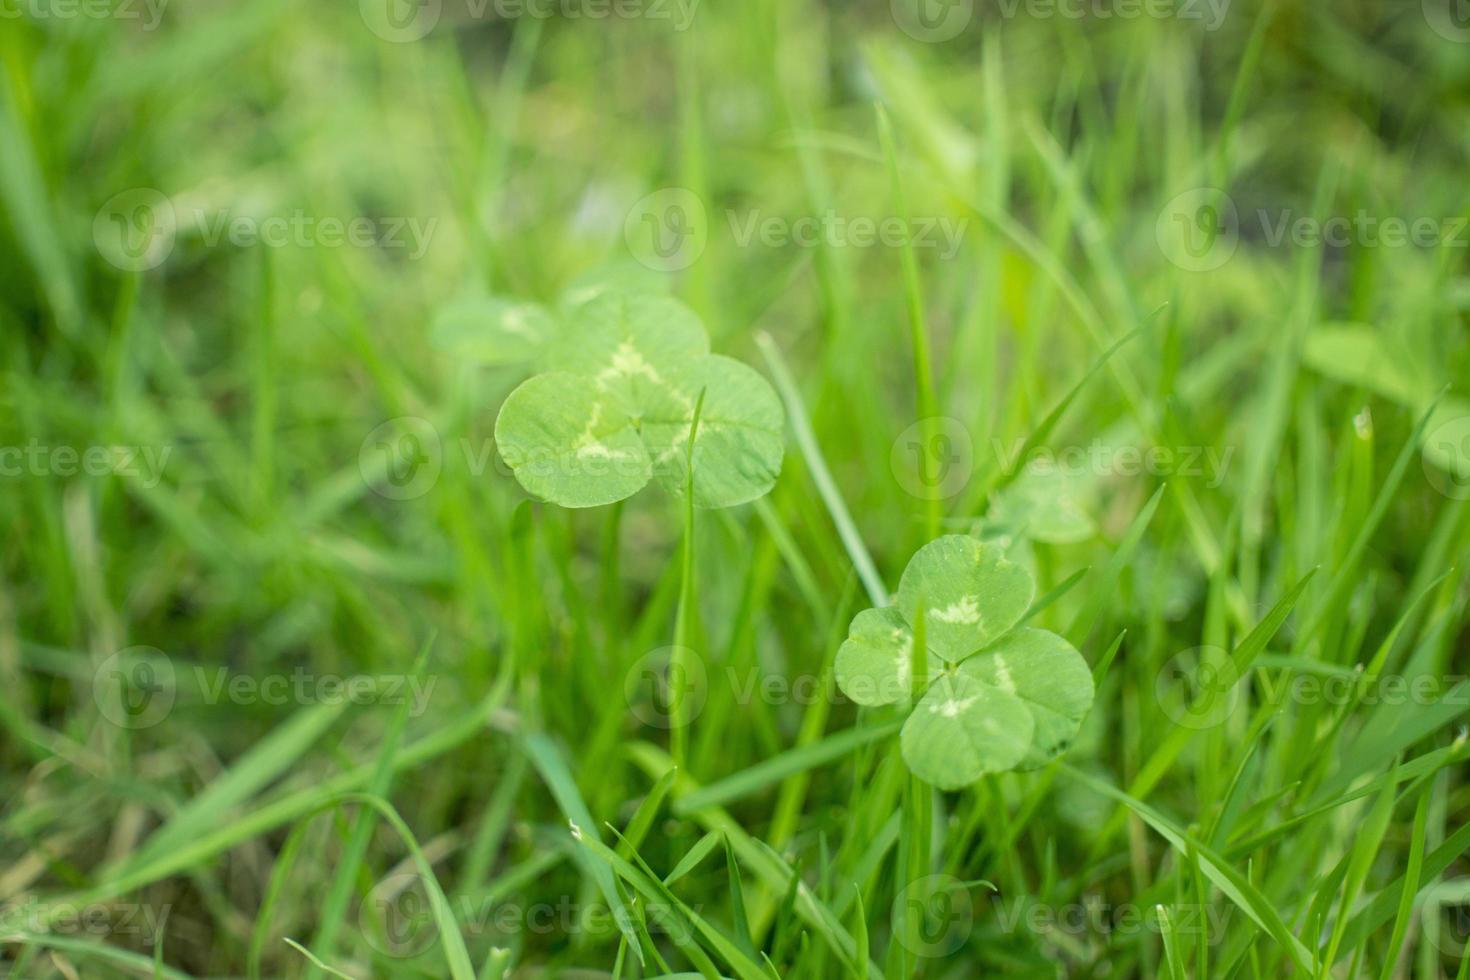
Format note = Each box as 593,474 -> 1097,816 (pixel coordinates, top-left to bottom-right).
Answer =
493,292 -> 784,508
835,535 -> 1094,789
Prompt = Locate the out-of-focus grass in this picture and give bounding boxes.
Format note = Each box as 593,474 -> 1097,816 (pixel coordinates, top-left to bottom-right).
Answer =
1,0 -> 1469,977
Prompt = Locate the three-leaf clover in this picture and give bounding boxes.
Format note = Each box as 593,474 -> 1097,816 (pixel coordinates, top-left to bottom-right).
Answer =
835,535 -> 1094,790
492,291 -> 784,508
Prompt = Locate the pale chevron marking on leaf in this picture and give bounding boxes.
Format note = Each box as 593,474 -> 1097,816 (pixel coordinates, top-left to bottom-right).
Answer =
930,595 -> 982,625
991,653 -> 1017,694
571,402 -> 637,461
932,694 -> 979,718
894,628 -> 913,688
597,341 -> 664,385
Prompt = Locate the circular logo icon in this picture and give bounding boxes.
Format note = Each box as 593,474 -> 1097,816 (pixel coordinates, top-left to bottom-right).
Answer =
360,872 -> 439,958
1422,881 -> 1470,960
891,417 -> 974,501
624,645 -> 707,729
359,417 -> 443,500
624,187 -> 707,272
1423,410 -> 1470,500
890,0 -> 974,42
1424,0 -> 1470,42
1156,646 -> 1240,730
94,189 -> 176,272
360,0 -> 441,42
93,646 -> 176,729
1156,188 -> 1239,272
891,874 -> 975,958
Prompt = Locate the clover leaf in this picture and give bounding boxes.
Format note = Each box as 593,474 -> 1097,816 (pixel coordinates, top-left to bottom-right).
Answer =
989,461 -> 1097,544
493,292 -> 784,509
429,262 -> 675,370
431,296 -> 557,366
834,534 -> 1094,790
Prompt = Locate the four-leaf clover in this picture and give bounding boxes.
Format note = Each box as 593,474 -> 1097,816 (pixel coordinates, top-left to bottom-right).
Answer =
835,535 -> 1094,790
493,292 -> 784,508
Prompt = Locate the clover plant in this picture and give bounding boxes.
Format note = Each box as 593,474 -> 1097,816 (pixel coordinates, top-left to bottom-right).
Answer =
478,290 -> 784,508
988,461 -> 1097,544
835,534 -> 1094,790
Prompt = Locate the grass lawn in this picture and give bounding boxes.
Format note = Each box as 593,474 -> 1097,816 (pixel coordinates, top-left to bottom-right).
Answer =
2,0 -> 1470,976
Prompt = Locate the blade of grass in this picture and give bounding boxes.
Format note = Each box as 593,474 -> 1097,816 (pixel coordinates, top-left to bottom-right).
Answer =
756,331 -> 888,606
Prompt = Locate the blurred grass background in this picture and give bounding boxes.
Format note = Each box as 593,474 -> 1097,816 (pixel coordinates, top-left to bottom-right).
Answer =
2,0 -> 1470,976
